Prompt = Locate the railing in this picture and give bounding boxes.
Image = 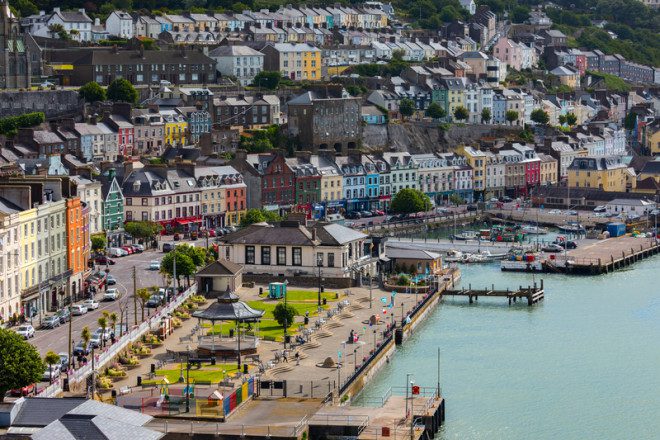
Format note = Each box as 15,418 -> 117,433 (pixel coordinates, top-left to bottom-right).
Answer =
309,413 -> 370,431
67,284 -> 196,386
37,381 -> 63,398
148,419 -> 307,437
353,387 -> 393,407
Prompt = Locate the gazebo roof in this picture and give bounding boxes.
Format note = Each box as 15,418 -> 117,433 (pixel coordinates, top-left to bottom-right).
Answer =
192,289 -> 265,322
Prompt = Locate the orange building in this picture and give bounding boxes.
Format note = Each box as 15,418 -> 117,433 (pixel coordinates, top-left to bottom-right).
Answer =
224,182 -> 247,226
66,197 -> 85,300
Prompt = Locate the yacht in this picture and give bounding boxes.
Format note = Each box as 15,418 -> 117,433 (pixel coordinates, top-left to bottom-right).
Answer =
521,225 -> 549,235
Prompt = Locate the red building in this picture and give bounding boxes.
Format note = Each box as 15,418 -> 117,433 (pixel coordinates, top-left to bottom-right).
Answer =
225,182 -> 247,226
523,157 -> 541,190
105,114 -> 135,157
262,152 -> 295,208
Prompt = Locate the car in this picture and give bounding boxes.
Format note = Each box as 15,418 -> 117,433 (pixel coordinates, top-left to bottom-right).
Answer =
106,275 -> 117,286
207,229 -> 217,237
56,308 -> 70,323
82,299 -> 100,310
89,332 -> 102,348
466,205 -> 478,212
104,288 -> 119,301
70,304 -> 88,315
149,260 -> 161,271
500,196 -> 513,203
95,327 -> 112,341
10,383 -> 35,397
95,256 -> 116,265
40,80 -> 55,88
542,244 -> 564,253
360,211 -> 373,218
162,243 -> 174,252
73,341 -> 91,356
345,212 -> 361,219
159,79 -> 172,86
556,241 -> 578,250
173,233 -> 181,241
490,197 -> 499,202
133,244 -> 145,252
42,364 -> 61,381
120,246 -> 134,255
593,205 -> 607,213
146,295 -> 163,308
107,247 -> 128,257
548,209 -> 561,215
59,353 -> 69,370
566,210 -> 578,216
16,324 -> 35,339
41,315 -> 61,329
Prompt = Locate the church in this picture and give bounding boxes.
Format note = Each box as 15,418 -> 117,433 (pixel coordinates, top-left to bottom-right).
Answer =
1,0 -> 33,88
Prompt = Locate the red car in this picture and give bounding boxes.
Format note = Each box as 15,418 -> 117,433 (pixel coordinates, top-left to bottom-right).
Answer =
10,383 -> 35,397
120,246 -> 134,255
95,256 -> 116,265
207,229 -> 216,237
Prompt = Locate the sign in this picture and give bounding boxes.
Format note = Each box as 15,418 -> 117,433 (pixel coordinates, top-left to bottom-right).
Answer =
412,385 -> 420,395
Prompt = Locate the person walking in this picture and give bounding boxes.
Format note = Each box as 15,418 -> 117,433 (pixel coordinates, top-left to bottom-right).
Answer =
282,350 -> 288,363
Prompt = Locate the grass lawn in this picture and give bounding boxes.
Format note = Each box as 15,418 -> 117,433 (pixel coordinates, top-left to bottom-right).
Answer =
143,363 -> 240,385
204,295 -> 337,341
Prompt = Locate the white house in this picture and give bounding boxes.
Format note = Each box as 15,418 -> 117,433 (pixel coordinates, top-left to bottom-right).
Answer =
22,7 -> 93,41
605,199 -> 655,217
460,0 -> 476,15
208,45 -> 264,86
105,11 -> 134,39
219,220 -> 378,281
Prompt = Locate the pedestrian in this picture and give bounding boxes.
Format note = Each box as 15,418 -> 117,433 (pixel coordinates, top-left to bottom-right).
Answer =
295,352 -> 300,365
282,350 -> 288,363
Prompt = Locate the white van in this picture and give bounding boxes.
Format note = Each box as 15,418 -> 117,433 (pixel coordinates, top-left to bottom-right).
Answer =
107,247 -> 128,257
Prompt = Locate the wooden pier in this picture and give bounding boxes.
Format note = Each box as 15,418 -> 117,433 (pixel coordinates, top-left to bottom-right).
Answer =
444,281 -> 544,306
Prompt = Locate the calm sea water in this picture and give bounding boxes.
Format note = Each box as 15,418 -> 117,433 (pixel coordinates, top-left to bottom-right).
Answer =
358,258 -> 660,439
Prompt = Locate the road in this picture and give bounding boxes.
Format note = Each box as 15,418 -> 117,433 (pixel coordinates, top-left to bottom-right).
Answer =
29,236 -> 209,358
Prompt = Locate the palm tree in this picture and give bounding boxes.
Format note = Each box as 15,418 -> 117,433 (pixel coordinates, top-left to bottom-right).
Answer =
98,316 -> 108,349
109,312 -> 118,341
44,351 -> 60,384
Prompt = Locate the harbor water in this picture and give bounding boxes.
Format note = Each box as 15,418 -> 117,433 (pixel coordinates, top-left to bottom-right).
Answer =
357,257 -> 660,439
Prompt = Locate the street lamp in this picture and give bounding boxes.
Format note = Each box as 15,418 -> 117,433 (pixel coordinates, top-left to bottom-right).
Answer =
317,255 -> 323,307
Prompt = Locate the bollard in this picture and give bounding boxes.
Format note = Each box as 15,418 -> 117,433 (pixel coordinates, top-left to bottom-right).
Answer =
137,376 -> 142,386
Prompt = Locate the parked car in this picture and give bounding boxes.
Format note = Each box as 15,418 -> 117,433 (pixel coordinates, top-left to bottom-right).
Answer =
73,341 -> 91,356
103,288 -> 119,301
89,332 -> 102,348
146,295 -> 163,308
500,196 -> 513,202
162,243 -> 174,252
120,246 -> 134,255
345,212 -> 361,219
132,244 -> 145,252
16,324 -> 35,339
107,247 -> 128,257
95,327 -> 112,341
106,275 -> 117,286
360,211 -> 373,218
43,365 -> 61,381
59,353 -> 69,370
94,256 -> 115,265
542,244 -> 564,253
41,315 -> 61,329
173,233 -> 181,241
566,210 -> 578,216
70,304 -> 88,315
556,240 -> 578,249
82,299 -> 100,310
593,205 -> 607,213
149,260 -> 160,271
56,308 -> 70,323
10,383 -> 35,397
466,205 -> 478,212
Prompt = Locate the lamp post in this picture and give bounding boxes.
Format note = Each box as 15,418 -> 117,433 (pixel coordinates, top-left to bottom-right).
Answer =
185,344 -> 191,413
317,255 -> 323,307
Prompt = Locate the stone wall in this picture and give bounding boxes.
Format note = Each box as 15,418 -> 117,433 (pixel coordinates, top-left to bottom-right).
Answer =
0,90 -> 82,118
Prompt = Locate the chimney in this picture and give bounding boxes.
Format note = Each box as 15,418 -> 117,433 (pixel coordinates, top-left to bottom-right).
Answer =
234,149 -> 248,160
311,227 -> 317,241
107,168 -> 116,180
79,8 -> 85,13
94,17 -> 100,26
53,7 -> 60,12
89,113 -> 98,125
39,10 -> 45,15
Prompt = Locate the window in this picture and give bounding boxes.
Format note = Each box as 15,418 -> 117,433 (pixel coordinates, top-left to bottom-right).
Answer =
277,246 -> 286,265
292,247 -> 302,266
261,246 -> 271,265
245,246 -> 255,264
328,253 -> 335,267
316,252 -> 323,267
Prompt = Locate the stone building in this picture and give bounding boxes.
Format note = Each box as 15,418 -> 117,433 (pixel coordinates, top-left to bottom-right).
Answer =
0,0 -> 32,89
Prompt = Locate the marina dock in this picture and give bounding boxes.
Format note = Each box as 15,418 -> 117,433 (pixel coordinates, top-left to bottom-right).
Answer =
444,281 -> 544,306
546,236 -> 660,274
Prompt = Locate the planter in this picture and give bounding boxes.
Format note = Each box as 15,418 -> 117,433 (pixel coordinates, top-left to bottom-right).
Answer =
122,363 -> 140,370
98,386 -> 113,393
110,375 -> 127,382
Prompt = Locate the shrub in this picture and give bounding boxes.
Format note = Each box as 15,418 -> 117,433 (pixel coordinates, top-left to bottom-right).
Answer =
396,275 -> 411,286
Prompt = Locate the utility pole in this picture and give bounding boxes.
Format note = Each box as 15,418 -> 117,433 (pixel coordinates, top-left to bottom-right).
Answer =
369,274 -> 373,309
133,266 -> 137,325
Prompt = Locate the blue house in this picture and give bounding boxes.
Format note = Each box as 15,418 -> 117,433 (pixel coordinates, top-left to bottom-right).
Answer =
362,105 -> 387,125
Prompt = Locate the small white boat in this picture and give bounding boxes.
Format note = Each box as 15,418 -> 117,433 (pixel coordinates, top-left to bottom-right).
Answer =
452,230 -> 479,240
521,225 -> 548,235
445,250 -> 464,262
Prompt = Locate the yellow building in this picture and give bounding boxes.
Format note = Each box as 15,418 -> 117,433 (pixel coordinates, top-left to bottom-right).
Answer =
0,202 -> 22,322
161,110 -> 188,146
262,43 -> 322,81
538,153 -> 558,186
647,120 -> 660,156
567,157 -> 634,192
457,146 -> 486,194
551,66 -> 579,89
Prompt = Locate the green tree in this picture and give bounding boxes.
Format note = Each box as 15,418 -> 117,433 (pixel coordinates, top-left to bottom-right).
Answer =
240,208 -> 282,226
252,71 -> 281,90
109,313 -> 118,337
558,114 -> 567,126
81,326 -> 91,348
0,112 -> 45,136
98,313 -> 108,348
107,78 -> 138,104
160,251 -> 196,286
449,193 -> 465,206
453,106 -> 469,122
390,188 -> 432,214
505,110 -> 519,125
79,82 -> 106,103
425,102 -> 446,120
624,112 -> 637,131
43,351 -> 60,384
565,113 -> 578,127
481,108 -> 492,124
91,234 -> 106,252
399,98 -> 415,120
124,221 -> 163,241
0,328 -> 44,401
49,23 -> 69,40
273,303 -> 297,328
511,5 -> 530,23
172,243 -> 209,267
530,109 -> 550,125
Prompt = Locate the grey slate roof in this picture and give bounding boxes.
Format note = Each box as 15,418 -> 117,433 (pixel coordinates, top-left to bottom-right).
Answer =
11,398 -> 87,427
197,259 -> 243,276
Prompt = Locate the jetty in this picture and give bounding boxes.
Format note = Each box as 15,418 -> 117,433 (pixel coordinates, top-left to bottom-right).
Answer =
444,281 -> 544,306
